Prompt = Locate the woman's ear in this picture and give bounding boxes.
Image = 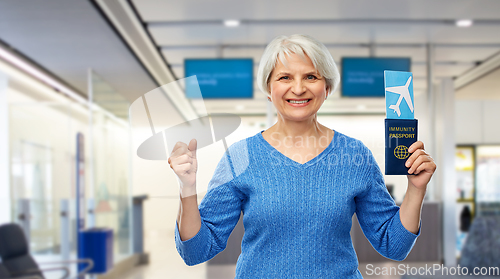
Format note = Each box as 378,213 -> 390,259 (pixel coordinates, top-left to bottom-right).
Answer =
266,72 -> 274,94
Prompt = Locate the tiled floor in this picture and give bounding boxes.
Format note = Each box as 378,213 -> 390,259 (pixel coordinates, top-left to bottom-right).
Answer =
122,260 -> 443,279
120,230 -> 206,279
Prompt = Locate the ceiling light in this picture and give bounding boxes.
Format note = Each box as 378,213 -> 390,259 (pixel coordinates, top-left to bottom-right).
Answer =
0,45 -> 128,126
356,104 -> 367,110
455,19 -> 473,27
0,46 -> 87,105
224,20 -> 240,27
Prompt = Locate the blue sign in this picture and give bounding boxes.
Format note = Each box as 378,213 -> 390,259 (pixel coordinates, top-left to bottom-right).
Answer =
185,59 -> 253,99
384,71 -> 414,119
341,57 -> 411,97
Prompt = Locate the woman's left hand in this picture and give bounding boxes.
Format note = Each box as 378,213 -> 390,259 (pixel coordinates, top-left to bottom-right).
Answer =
405,141 -> 437,190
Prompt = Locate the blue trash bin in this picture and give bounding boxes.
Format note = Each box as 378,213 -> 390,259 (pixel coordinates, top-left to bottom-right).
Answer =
78,228 -> 113,274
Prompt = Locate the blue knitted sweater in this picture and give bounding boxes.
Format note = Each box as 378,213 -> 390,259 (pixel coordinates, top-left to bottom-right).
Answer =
175,130 -> 420,278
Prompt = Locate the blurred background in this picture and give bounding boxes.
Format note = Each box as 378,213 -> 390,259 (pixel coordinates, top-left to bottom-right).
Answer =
0,0 -> 499,278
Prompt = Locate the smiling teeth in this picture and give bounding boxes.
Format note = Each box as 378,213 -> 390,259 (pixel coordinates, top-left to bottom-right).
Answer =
289,100 -> 309,104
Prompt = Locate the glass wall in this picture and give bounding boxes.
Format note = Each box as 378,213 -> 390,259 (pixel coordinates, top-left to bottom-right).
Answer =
9,99 -> 87,258
476,145 -> 500,216
455,145 -> 500,258
6,68 -> 133,273
455,146 -> 475,257
90,71 -> 132,263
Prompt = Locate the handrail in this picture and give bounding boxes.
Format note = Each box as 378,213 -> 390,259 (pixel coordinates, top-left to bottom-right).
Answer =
37,258 -> 94,279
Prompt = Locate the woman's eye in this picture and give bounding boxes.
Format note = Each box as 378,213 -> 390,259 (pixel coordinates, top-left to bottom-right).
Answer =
307,75 -> 318,80
278,76 -> 289,80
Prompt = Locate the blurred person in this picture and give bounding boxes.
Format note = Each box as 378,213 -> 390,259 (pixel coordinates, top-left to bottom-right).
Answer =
168,34 -> 436,278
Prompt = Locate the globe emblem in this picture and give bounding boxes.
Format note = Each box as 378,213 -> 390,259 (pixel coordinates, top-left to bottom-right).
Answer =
394,145 -> 410,159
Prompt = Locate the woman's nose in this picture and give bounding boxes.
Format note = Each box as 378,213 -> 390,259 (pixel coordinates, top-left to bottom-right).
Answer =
291,80 -> 306,95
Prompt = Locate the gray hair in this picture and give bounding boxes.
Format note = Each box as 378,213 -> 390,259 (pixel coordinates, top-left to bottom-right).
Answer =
256,34 -> 340,98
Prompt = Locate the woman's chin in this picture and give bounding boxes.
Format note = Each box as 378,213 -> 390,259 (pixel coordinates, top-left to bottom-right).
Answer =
280,112 -> 317,122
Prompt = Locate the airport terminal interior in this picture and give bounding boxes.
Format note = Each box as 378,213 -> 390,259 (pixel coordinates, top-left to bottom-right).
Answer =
1,0 -> 500,278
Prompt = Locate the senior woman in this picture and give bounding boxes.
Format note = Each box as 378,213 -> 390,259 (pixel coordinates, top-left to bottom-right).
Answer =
168,34 -> 436,278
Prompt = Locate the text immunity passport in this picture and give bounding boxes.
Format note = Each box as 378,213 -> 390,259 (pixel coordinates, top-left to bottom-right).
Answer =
384,71 -> 418,175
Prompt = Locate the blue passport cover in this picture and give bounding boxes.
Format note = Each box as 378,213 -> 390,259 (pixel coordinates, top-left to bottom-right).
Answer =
385,118 -> 418,175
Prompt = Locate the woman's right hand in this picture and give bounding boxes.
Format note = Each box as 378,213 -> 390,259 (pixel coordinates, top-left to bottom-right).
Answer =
168,139 -> 198,198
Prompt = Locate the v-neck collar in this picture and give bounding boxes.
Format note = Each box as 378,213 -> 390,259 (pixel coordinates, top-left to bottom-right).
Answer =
256,129 -> 337,168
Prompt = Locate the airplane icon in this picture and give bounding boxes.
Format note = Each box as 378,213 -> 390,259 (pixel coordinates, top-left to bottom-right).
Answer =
386,76 -> 414,117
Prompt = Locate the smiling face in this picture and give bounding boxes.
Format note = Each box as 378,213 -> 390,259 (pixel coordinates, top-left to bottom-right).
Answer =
268,52 -> 328,122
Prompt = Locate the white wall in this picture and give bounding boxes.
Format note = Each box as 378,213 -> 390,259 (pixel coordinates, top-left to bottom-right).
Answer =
455,100 -> 500,144
2,58 -> 133,254
6,83 -> 90,248
0,71 -> 9,224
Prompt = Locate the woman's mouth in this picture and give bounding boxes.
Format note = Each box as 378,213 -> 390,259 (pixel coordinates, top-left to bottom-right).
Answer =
287,99 -> 311,106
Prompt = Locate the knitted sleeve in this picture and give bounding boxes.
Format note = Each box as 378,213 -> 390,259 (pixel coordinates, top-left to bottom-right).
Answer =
175,151 -> 243,266
354,150 -> 420,261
